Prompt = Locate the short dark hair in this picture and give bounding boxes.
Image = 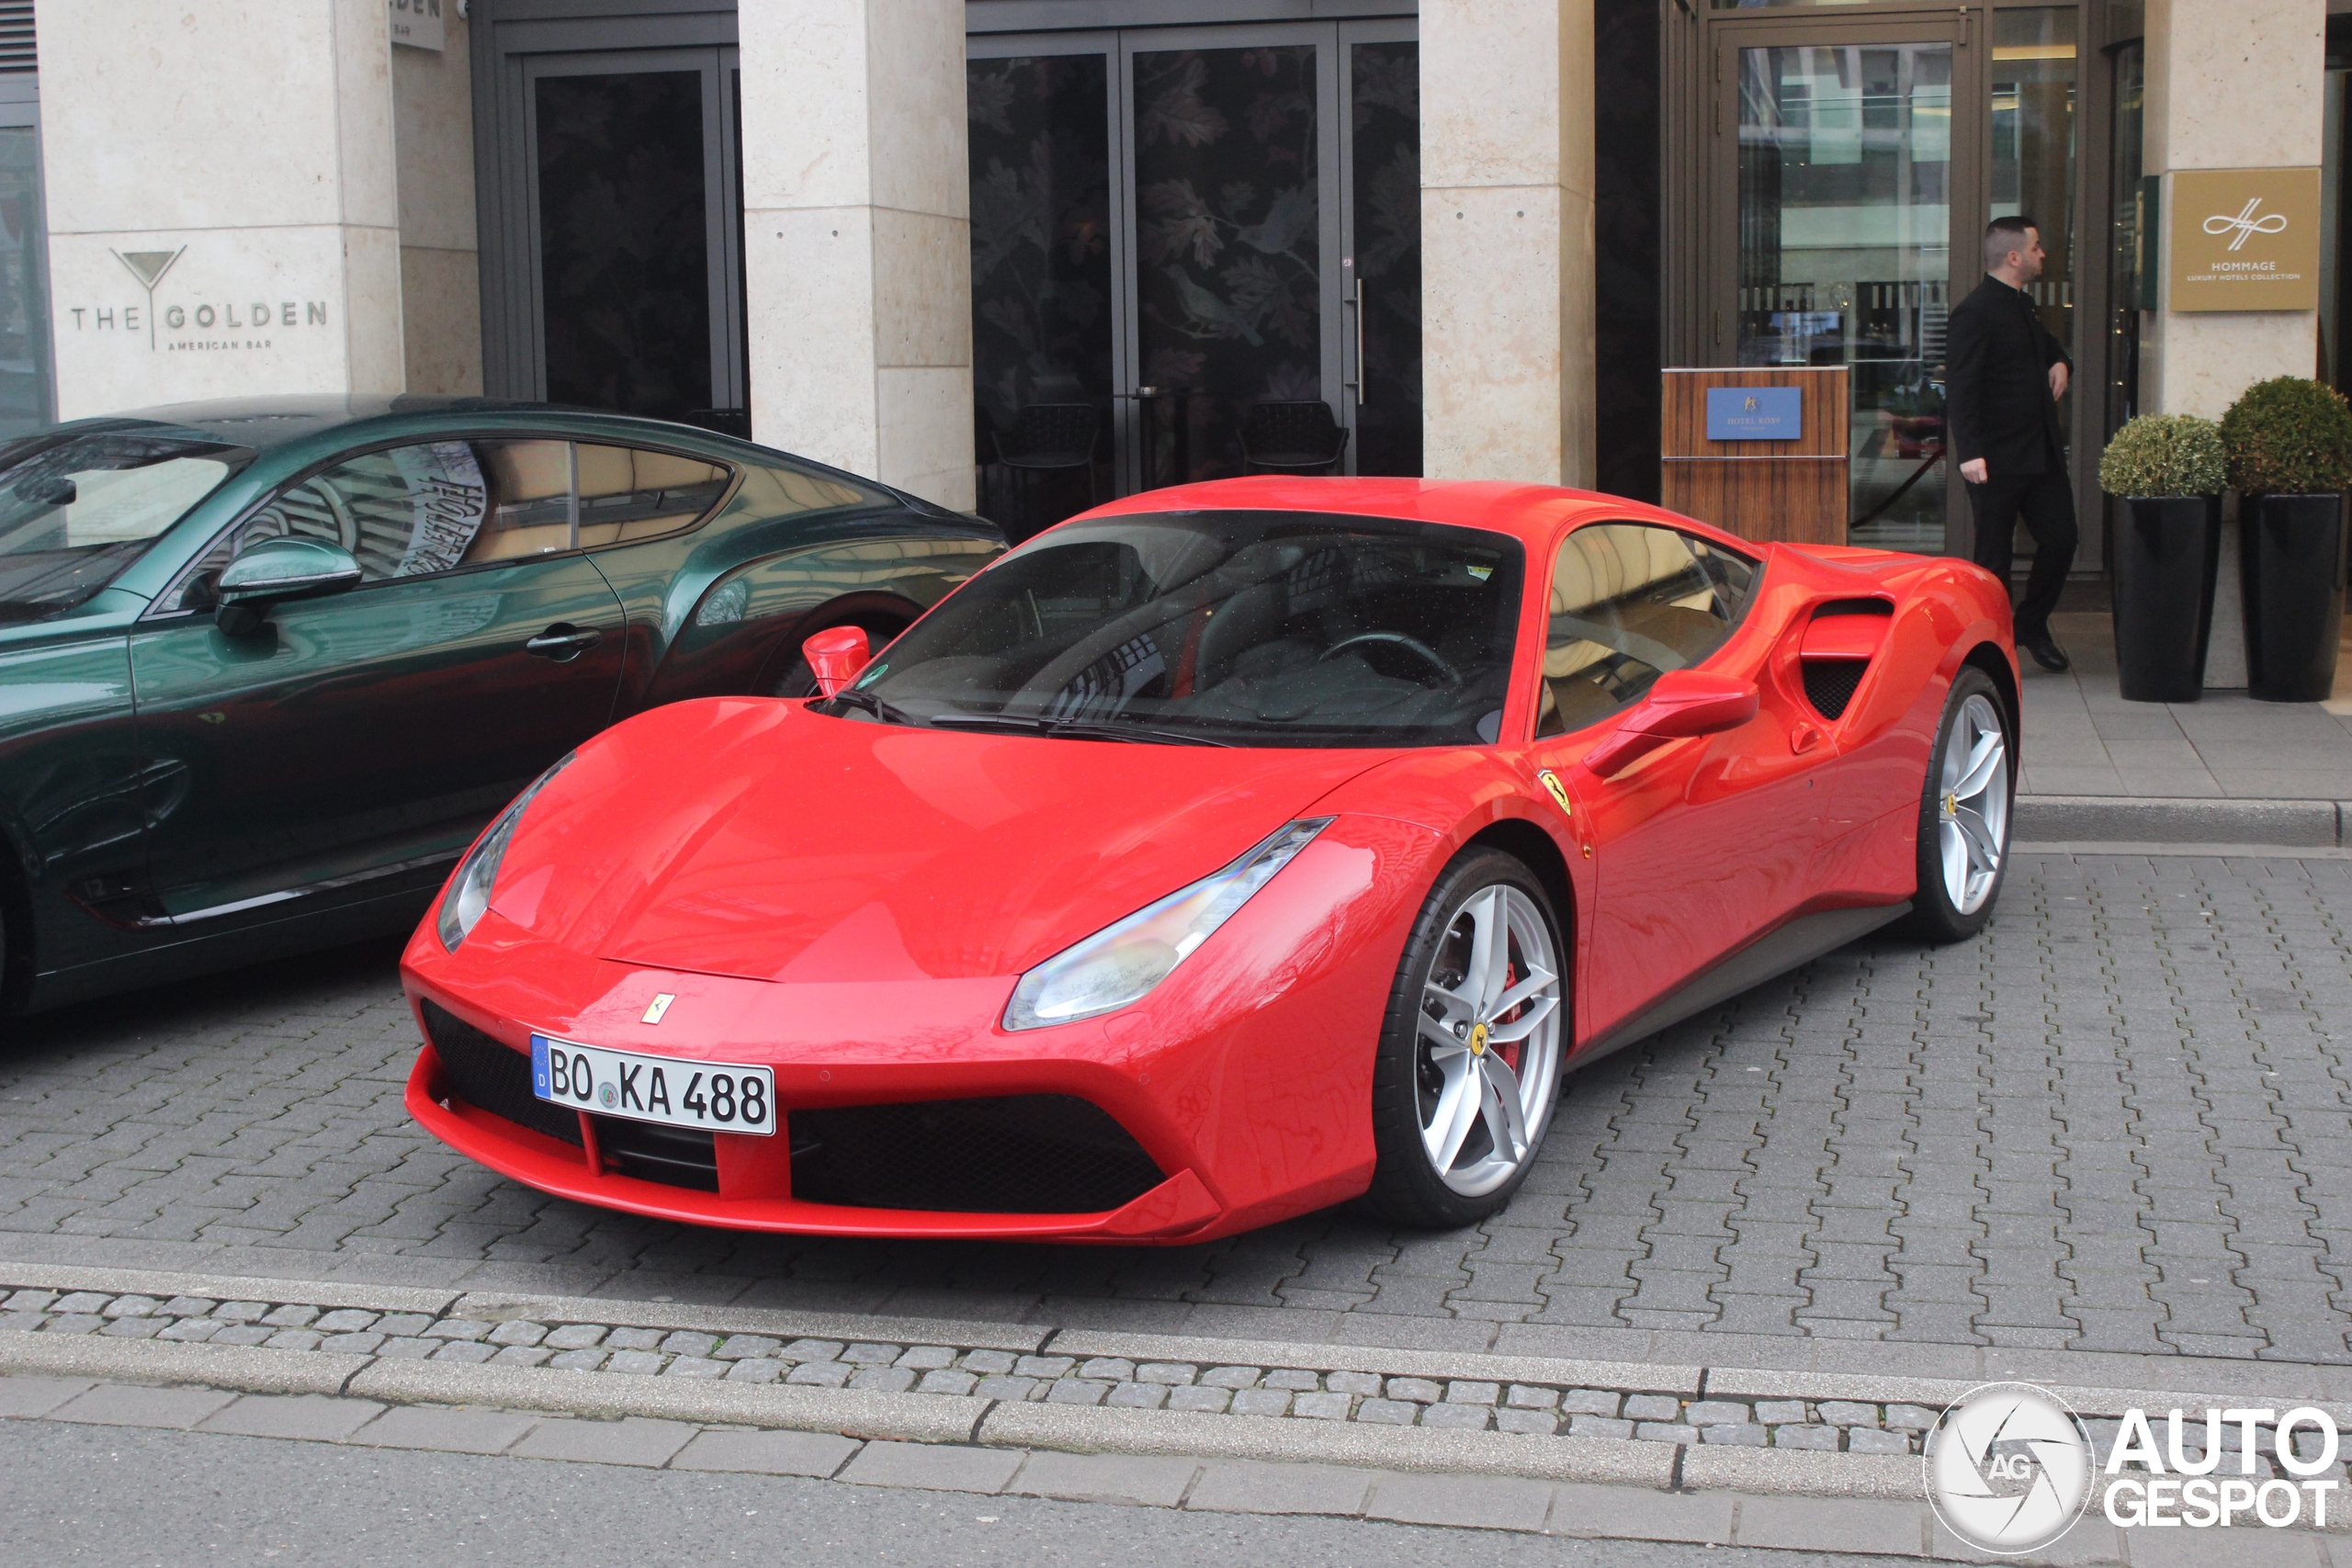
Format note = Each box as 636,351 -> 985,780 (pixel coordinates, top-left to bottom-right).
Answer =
1985,216 -> 2038,271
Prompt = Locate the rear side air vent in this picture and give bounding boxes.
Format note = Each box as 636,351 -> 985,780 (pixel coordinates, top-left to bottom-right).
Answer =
1803,660 -> 1870,720
1798,599 -> 1893,721
0,4 -> 33,74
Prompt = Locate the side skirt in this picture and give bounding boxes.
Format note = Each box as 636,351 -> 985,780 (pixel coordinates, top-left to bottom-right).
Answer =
1568,901 -> 1912,1072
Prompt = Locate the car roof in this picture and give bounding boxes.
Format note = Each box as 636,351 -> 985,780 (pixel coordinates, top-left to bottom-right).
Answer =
43,395 -> 552,452
40,395 -> 756,457
1069,475 -> 1749,554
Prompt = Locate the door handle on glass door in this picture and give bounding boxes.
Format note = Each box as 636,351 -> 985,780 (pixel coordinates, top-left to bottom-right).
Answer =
525,625 -> 603,662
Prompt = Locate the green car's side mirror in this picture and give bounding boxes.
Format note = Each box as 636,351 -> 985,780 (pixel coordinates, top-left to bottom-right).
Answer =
213,537 -> 363,634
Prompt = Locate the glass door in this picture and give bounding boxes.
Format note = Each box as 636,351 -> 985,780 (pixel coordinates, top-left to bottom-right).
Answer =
1715,17 -> 1971,555
968,22 -> 1419,530
512,49 -> 747,423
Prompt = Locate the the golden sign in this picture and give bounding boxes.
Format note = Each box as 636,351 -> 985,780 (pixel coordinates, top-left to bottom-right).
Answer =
2168,167 -> 2321,312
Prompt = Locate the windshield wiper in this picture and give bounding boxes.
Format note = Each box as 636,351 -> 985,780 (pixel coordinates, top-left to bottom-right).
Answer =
926,712 -> 1231,747
823,689 -> 918,725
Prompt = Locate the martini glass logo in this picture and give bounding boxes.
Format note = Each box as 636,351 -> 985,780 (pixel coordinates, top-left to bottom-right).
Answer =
112,246 -> 186,348
1925,1382 -> 2093,1554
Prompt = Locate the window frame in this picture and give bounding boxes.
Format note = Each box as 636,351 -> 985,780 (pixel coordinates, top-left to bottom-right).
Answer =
1533,518 -> 1767,739
139,428 -> 752,623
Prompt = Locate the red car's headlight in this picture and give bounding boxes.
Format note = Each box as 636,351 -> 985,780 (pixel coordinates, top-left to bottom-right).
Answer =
436,752 -> 575,952
1001,818 -> 1332,1031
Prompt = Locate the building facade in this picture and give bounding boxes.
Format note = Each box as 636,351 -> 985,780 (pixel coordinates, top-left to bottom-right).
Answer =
7,0 -> 2343,577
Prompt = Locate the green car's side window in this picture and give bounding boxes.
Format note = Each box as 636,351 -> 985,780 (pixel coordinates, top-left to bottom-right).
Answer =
152,434 -> 862,618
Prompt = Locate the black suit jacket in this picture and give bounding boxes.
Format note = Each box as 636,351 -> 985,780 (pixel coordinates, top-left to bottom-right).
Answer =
1945,276 -> 2071,478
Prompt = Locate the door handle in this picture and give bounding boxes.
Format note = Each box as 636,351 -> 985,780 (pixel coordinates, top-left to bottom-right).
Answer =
525,624 -> 603,662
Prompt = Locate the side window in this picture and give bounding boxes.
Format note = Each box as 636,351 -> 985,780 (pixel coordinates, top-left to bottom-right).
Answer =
1536,523 -> 1760,738
575,445 -> 733,547
159,439 -> 576,610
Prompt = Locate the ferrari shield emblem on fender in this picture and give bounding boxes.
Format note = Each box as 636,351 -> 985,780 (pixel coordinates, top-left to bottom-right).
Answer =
1536,769 -> 1573,818
641,993 -> 675,1024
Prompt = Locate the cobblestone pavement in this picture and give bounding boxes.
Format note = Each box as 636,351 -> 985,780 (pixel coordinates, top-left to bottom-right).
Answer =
1,852 -> 2347,1367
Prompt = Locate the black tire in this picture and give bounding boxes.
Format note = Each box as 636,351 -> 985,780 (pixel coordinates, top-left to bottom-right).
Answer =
1905,665 -> 2015,943
768,617 -> 907,698
1363,848 -> 1567,1229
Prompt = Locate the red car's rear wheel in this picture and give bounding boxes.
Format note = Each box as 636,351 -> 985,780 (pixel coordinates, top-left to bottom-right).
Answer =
1364,849 -> 1566,1227
1907,665 -> 2014,942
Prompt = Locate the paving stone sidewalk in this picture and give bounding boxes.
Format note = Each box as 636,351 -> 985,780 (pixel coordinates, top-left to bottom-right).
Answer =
1,851 -> 2347,1369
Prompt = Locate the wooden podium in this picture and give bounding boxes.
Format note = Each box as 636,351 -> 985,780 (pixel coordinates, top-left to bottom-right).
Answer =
1660,367 -> 1849,547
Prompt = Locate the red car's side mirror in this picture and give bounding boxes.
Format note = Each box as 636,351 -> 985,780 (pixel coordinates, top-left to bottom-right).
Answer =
1580,670 -> 1759,776
803,626 -> 871,697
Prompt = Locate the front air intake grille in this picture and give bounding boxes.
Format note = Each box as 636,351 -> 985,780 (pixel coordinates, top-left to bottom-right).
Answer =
789,1094 -> 1165,1214
1803,659 -> 1870,720
591,1116 -> 718,1192
421,1000 -> 582,1147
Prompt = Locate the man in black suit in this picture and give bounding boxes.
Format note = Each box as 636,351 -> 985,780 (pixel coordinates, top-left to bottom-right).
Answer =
1947,215 -> 2076,671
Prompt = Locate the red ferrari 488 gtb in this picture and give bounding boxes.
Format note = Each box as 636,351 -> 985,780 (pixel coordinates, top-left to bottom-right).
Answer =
402,479 -> 2018,1243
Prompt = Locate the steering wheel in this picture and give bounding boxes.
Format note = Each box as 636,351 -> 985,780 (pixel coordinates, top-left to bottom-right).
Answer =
1316,632 -> 1461,687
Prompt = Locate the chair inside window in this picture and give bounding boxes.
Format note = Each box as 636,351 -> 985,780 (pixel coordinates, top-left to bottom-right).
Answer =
992,402 -> 1101,537
1239,400 -> 1349,476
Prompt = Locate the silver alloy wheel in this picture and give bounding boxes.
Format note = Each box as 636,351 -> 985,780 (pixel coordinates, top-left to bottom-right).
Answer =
1414,885 -> 1564,1197
1937,692 -> 2010,915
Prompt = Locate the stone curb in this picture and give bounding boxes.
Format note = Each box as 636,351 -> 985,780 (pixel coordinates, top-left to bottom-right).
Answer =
1679,1444 -> 1918,1501
1704,1367 -> 2352,1427
2015,795 -> 2348,849
447,1290 -> 1047,1355
0,1262 -> 458,1317
977,1401 -> 1678,1488
1042,1328 -> 1702,1398
345,1357 -> 989,1444
0,1333 -> 363,1396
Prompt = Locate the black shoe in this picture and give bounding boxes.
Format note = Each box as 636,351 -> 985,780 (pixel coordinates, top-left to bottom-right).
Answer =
2021,628 -> 2070,672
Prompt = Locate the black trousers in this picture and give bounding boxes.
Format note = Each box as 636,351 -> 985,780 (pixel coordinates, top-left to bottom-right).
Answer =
1966,467 -> 2077,638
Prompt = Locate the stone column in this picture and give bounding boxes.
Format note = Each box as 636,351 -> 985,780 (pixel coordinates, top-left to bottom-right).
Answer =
393,6 -> 481,396
1420,0 -> 1596,487
39,0 -> 403,418
739,0 -> 974,509
2143,0 -> 2326,418
2143,0 -> 2326,687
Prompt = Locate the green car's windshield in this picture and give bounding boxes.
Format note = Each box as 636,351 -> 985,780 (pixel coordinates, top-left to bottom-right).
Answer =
0,427 -> 254,621
842,510 -> 1525,748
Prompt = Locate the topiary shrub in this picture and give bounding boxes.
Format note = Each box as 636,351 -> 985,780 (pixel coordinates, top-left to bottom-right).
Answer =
2219,376 -> 2352,495
2098,413 -> 2226,498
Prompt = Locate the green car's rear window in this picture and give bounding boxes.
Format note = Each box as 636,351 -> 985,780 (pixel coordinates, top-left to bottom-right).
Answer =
0,427 -> 254,621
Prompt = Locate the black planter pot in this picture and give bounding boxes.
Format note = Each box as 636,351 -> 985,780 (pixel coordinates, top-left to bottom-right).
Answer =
2110,495 -> 2222,702
2241,491 -> 2348,703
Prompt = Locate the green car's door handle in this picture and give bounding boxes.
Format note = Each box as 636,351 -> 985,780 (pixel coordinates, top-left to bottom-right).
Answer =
525,624 -> 604,662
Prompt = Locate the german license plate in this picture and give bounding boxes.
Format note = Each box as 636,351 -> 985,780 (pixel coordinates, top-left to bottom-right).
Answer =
530,1035 -> 775,1136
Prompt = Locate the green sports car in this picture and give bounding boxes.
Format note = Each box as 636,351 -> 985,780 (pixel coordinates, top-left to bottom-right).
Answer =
0,396 -> 1001,1012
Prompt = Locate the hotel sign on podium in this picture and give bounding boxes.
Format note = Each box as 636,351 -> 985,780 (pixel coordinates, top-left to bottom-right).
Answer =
1660,367 -> 1849,547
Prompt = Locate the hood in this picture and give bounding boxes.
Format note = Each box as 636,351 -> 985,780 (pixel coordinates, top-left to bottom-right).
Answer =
493,698 -> 1388,983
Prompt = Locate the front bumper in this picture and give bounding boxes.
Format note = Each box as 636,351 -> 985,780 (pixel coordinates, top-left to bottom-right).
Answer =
399,817 -> 1424,1243
404,1036 -> 1220,1241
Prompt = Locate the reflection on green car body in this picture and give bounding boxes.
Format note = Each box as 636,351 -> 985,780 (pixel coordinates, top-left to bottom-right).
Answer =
0,396 -> 1001,1013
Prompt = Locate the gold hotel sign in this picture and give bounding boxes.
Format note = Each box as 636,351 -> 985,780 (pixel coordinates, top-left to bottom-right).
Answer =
2168,167 -> 2322,312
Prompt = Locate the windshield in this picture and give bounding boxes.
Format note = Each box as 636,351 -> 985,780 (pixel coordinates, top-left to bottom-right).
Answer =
0,428 -> 254,620
843,510 -> 1525,747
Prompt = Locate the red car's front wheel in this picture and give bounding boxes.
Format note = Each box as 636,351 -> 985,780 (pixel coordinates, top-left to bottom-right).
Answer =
1364,849 -> 1566,1227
